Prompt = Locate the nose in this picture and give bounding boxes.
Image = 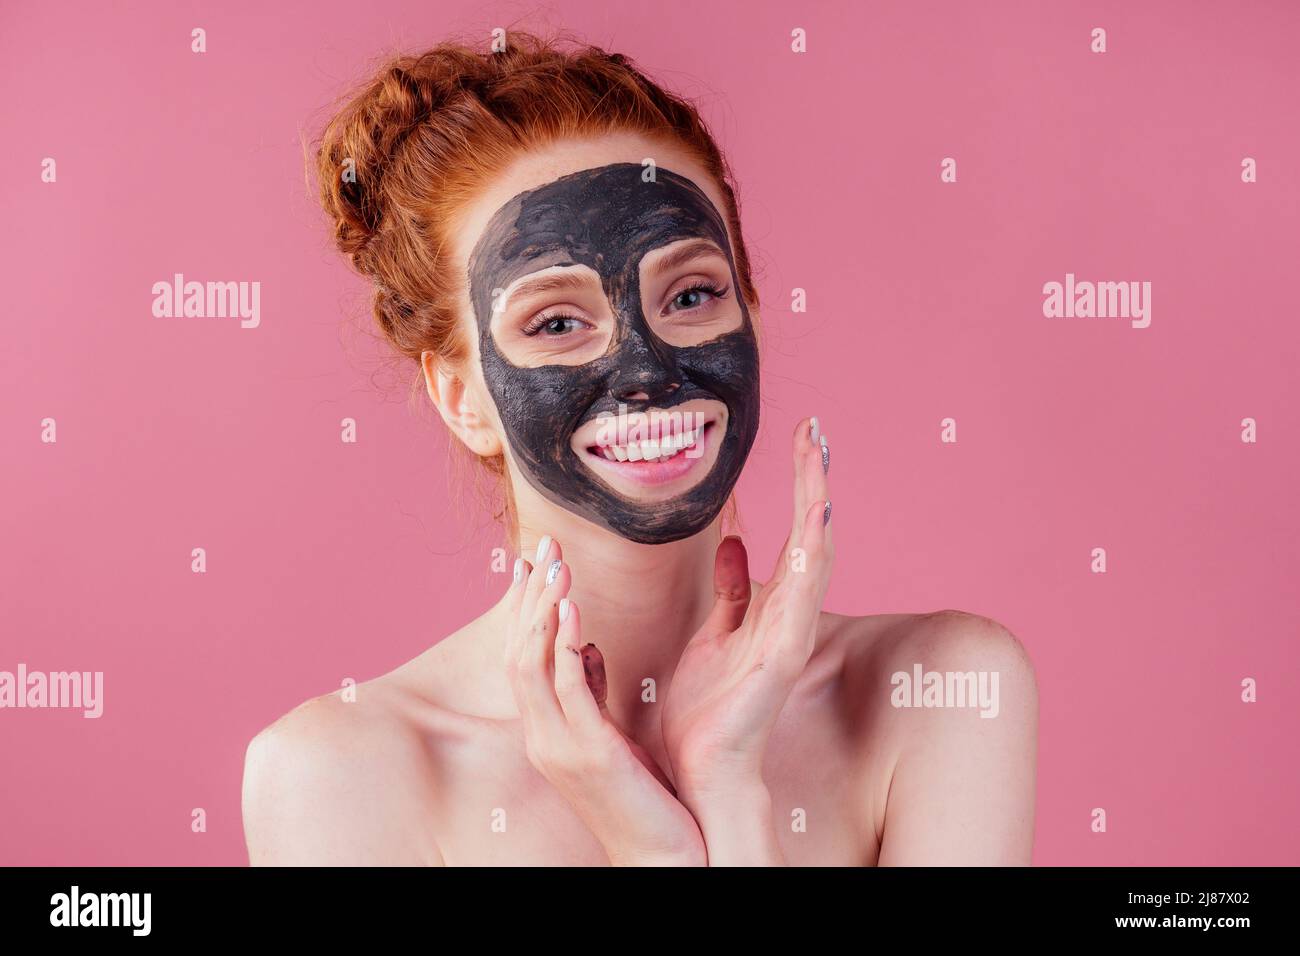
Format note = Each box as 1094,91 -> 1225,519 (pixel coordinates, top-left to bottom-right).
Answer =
608,324 -> 683,406
613,380 -> 680,404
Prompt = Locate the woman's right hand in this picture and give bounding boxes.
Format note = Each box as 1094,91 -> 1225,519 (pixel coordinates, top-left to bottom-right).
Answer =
504,535 -> 707,866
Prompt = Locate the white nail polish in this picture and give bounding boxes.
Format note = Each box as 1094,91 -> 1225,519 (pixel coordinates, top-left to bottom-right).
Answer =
546,558 -> 562,586
512,557 -> 523,584
558,597 -> 571,623
535,535 -> 552,564
810,416 -> 819,442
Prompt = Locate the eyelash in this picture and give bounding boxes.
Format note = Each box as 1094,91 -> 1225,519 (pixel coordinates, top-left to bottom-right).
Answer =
521,311 -> 585,337
666,281 -> 729,315
519,282 -> 730,337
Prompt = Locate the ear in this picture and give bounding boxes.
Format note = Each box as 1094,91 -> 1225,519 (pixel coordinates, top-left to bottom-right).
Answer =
420,350 -> 504,458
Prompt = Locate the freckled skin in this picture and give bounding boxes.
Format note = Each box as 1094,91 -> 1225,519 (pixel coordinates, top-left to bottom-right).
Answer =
467,163 -> 760,545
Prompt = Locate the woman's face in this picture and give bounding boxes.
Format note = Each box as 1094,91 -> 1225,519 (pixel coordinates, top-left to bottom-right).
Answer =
452,135 -> 760,545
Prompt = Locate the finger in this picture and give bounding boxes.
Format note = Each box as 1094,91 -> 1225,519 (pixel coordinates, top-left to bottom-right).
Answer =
509,533 -> 556,692
502,556 -> 532,668
517,539 -> 570,727
520,533 -> 556,627
581,643 -> 609,716
699,534 -> 752,636
553,599 -> 601,733
796,419 -> 830,549
772,417 -> 824,584
564,638 -> 676,794
781,496 -> 835,658
581,643 -> 643,740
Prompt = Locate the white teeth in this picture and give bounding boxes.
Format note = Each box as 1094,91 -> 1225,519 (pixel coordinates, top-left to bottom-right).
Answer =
593,423 -> 705,463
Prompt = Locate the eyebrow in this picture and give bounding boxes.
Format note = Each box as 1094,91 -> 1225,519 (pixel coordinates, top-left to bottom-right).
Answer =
505,269 -> 596,304
499,238 -> 729,309
646,238 -> 728,275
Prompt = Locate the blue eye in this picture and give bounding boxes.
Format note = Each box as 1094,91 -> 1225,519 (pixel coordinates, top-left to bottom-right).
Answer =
522,314 -> 584,337
668,283 -> 728,314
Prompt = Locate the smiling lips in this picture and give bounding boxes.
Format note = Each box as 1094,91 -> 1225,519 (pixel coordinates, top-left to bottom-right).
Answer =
590,420 -> 706,463
582,419 -> 716,486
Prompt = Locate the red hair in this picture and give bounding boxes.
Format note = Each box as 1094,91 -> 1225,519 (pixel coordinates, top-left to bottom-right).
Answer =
314,30 -> 756,543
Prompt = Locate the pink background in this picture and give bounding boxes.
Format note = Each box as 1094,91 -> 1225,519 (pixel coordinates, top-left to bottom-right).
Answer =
2,0 -> 1297,865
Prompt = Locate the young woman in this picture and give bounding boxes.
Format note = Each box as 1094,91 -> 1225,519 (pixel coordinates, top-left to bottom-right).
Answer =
241,32 -> 1038,866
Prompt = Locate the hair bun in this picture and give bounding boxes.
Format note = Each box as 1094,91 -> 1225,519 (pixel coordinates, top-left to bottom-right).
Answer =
316,46 -> 489,268
310,27 -> 755,396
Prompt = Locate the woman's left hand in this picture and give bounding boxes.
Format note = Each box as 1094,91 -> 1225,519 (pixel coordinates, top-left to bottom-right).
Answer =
662,418 -> 835,817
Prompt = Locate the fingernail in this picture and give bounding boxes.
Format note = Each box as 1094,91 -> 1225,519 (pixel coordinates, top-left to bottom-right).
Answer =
512,557 -> 523,584
820,434 -> 829,474
558,597 -> 571,622
823,500 -> 832,525
810,416 -> 819,442
535,534 -> 552,564
545,558 -> 562,586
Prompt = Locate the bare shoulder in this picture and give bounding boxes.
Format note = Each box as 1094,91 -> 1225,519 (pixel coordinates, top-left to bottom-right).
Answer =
241,672 -> 445,866
818,608 -> 1038,864
240,610 -> 508,866
822,608 -> 1036,711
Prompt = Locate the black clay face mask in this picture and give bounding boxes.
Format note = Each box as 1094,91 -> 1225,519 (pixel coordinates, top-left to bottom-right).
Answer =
467,163 -> 760,545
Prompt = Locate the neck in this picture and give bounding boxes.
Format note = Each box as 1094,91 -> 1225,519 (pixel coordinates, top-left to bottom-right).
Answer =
512,504 -> 725,743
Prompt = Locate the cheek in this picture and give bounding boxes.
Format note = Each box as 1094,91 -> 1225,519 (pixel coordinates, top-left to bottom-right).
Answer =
684,334 -> 759,394
488,361 -> 606,442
